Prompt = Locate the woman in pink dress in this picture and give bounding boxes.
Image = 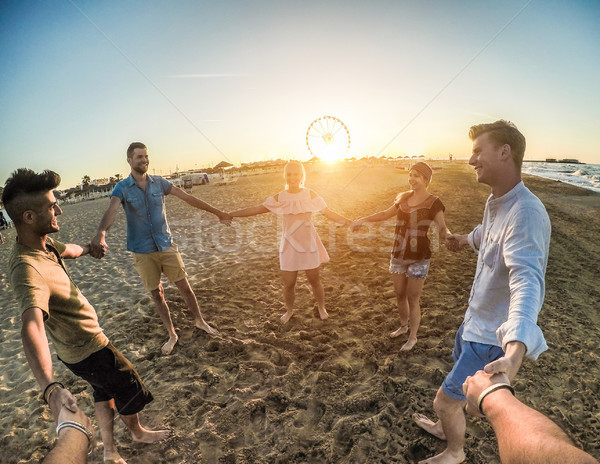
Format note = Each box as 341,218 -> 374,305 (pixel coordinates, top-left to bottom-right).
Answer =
230,160 -> 351,324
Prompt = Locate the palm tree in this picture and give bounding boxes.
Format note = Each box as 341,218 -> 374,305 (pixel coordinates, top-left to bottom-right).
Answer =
115,174 -> 122,181
81,175 -> 91,189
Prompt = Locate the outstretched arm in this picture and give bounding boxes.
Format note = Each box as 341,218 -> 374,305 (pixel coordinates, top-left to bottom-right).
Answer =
463,371 -> 598,464
433,210 -> 451,241
350,204 -> 397,231
320,208 -> 351,226
169,185 -> 232,223
61,244 -> 91,259
90,196 -> 121,258
230,204 -> 270,217
21,308 -> 78,422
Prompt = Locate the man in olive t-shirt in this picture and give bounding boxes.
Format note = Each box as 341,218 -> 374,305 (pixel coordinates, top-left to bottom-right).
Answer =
3,168 -> 170,463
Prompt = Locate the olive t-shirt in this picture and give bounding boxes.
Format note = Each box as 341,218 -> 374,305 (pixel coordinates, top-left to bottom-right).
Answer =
8,237 -> 108,363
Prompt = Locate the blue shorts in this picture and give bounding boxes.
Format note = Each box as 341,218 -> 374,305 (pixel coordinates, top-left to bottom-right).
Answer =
389,257 -> 430,279
441,324 -> 504,400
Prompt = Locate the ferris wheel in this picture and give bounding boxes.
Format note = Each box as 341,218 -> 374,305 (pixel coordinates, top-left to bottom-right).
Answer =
305,116 -> 351,161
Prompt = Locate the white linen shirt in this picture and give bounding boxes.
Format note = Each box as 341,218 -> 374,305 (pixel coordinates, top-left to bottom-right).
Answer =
464,181 -> 551,360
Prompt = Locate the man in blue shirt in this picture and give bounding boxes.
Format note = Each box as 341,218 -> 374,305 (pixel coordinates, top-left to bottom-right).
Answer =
413,121 -> 551,464
91,142 -> 231,355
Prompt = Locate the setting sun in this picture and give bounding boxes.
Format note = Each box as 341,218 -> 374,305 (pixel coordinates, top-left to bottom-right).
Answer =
306,115 -> 350,163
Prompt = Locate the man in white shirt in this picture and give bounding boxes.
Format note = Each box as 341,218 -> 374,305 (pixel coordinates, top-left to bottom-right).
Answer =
413,120 -> 551,464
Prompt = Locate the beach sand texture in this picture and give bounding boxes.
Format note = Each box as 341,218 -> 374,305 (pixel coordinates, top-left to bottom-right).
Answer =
1,163 -> 599,463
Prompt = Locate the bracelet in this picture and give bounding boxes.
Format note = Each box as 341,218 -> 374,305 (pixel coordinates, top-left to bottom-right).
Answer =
42,381 -> 65,404
477,382 -> 515,415
56,420 -> 94,454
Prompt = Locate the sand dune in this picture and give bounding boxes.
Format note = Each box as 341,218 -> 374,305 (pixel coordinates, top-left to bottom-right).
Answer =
0,162 -> 598,463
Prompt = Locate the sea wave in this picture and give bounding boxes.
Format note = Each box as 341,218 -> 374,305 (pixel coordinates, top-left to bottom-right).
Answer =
522,162 -> 600,193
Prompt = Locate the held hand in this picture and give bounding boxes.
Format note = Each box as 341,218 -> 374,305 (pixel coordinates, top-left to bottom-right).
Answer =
57,404 -> 94,437
49,387 -> 78,423
484,341 -> 526,381
89,233 -> 108,259
463,370 -> 510,417
445,233 -> 468,252
218,211 -> 233,225
56,404 -> 97,455
349,220 -> 364,233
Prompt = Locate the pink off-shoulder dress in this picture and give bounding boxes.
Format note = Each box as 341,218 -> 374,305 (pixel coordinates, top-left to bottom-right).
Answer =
263,189 -> 330,271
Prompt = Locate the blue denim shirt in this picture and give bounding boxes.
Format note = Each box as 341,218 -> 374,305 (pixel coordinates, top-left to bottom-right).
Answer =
111,175 -> 173,253
464,182 -> 551,360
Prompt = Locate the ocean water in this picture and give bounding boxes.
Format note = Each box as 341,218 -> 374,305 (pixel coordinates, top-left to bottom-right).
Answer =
522,161 -> 600,193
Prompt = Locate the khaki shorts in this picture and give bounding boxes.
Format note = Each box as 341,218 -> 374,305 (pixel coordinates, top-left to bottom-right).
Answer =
132,244 -> 187,291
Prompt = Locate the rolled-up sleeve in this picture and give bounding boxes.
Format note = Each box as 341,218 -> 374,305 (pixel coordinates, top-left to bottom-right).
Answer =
468,224 -> 483,252
496,206 -> 551,360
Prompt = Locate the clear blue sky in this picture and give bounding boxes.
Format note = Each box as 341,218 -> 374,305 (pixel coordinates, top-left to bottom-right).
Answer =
1,0 -> 599,189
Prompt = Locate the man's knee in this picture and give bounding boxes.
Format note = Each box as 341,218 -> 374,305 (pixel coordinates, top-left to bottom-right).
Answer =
175,278 -> 194,295
433,388 -> 462,417
151,285 -> 165,301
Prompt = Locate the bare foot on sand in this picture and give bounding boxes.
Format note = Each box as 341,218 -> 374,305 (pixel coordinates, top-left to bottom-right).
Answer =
131,427 -> 171,444
318,307 -> 329,320
400,337 -> 417,351
104,450 -> 127,464
280,310 -> 294,324
390,325 -> 408,338
161,335 -> 179,355
418,448 -> 466,464
413,413 -> 446,440
104,457 -> 127,464
195,319 -> 218,335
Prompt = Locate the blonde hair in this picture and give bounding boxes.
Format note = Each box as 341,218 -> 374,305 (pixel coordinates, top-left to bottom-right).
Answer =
469,120 -> 526,169
283,160 -> 306,190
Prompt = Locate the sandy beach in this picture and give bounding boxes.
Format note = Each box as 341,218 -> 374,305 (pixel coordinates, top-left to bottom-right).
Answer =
1,162 -> 599,463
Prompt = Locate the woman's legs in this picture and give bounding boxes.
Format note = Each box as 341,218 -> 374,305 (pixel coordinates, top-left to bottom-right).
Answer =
305,267 -> 328,320
401,277 -> 426,351
390,273 -> 409,337
280,270 -> 298,324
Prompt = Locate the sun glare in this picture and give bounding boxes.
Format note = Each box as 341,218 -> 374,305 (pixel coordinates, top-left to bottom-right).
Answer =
319,143 -> 346,163
306,115 -> 351,164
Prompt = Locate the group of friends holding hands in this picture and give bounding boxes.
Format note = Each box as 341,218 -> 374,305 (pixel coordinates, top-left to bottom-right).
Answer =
4,120 -> 597,463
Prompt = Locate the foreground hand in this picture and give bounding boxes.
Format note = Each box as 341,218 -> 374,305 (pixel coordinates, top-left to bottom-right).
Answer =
49,387 -> 78,423
57,404 -> 94,439
463,370 -> 510,417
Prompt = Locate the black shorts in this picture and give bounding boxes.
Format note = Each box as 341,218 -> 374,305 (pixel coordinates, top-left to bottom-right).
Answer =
61,342 -> 154,416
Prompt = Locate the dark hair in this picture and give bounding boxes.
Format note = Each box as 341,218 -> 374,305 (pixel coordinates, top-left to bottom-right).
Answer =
468,120 -> 526,169
127,142 -> 147,159
2,169 -> 61,224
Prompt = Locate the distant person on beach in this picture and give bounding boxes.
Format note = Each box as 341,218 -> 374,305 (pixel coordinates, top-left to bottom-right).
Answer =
3,168 -> 170,464
349,162 -> 451,351
0,210 -> 8,243
463,370 -> 599,464
413,120 -> 551,464
0,210 -> 9,228
229,160 -> 351,324
90,142 -> 231,355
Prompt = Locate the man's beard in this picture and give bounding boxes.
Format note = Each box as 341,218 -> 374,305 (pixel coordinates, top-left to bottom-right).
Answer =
134,164 -> 148,175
